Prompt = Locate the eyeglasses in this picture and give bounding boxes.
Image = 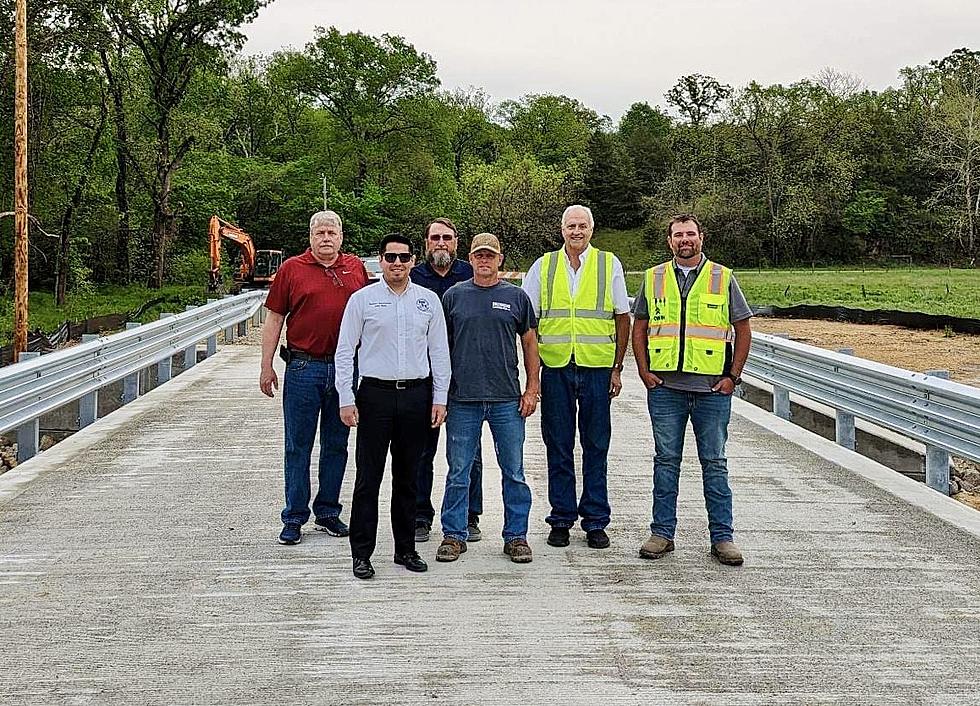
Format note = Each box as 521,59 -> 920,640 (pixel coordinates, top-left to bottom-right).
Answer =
428,233 -> 455,242
382,252 -> 413,263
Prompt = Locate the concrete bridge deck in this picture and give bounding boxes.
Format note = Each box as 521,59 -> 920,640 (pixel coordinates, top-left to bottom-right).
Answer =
2,343 -> 980,704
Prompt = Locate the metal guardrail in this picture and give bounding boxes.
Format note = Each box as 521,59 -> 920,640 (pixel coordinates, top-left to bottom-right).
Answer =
1,291 -> 266,463
744,332 -> 980,494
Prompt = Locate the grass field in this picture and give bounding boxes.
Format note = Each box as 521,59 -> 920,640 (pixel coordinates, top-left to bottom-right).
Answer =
0,284 -> 208,346
592,227 -> 978,318
624,269 -> 980,318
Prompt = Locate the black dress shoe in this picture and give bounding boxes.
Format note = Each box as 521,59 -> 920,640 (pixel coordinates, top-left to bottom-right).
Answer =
393,551 -> 428,573
547,527 -> 570,547
352,557 -> 375,580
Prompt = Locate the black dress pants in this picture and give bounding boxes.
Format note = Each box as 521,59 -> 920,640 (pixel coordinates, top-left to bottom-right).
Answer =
349,381 -> 431,559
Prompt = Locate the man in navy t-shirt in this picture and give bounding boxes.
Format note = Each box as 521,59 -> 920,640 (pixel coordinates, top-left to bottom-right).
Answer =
409,218 -> 484,543
434,233 -> 541,565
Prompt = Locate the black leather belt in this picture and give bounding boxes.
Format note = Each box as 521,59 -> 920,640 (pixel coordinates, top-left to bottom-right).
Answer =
281,345 -> 334,363
361,377 -> 429,390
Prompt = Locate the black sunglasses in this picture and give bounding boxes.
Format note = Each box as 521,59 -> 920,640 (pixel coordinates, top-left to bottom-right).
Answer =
382,252 -> 413,263
428,233 -> 455,241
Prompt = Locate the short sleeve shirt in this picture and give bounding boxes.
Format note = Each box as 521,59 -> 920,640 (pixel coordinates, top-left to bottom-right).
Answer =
264,250 -> 369,357
442,280 -> 536,402
633,257 -> 752,392
410,259 -> 474,298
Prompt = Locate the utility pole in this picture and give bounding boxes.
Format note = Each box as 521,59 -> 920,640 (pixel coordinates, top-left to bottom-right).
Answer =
13,0 -> 29,362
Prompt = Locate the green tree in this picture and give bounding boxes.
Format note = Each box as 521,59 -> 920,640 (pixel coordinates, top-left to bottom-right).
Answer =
282,27 -> 440,192
921,49 -> 980,259
666,74 -> 732,127
499,94 -> 601,168
618,102 -> 673,195
104,0 -> 269,288
583,132 -> 643,229
461,156 -> 578,262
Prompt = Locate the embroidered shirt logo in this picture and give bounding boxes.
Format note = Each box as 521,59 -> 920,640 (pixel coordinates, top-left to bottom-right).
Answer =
416,298 -> 430,312
492,302 -> 511,311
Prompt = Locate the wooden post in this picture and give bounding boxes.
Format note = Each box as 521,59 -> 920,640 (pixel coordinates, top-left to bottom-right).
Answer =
12,0 -> 29,361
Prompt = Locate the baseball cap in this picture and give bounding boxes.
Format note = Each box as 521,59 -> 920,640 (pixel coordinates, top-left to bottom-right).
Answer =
469,233 -> 502,254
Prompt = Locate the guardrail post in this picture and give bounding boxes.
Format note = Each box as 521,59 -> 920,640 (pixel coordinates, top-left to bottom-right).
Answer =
157,313 -> 175,383
183,306 -> 198,370
78,334 -> 99,428
122,323 -> 141,403
206,299 -> 218,357
237,319 -> 248,338
834,348 -> 856,450
773,386 -> 791,420
924,369 -> 951,495
259,306 -> 267,324
221,296 -> 236,343
16,351 -> 41,463
770,333 -> 791,420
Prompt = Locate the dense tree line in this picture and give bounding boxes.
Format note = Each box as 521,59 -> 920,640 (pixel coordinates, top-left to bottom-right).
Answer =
1,4 -> 979,299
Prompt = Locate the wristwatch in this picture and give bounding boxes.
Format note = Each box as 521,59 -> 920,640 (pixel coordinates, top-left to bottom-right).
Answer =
613,363 -> 625,371
727,373 -> 743,385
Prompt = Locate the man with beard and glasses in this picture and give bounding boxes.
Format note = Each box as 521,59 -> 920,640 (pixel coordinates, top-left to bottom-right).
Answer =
409,218 -> 484,545
260,210 -> 369,546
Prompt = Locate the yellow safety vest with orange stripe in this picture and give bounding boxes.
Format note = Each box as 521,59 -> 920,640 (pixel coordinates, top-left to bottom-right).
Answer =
537,248 -> 616,368
644,259 -> 733,374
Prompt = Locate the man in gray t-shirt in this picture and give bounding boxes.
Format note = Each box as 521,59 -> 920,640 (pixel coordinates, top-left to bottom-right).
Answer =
631,214 -> 753,568
435,233 -> 541,565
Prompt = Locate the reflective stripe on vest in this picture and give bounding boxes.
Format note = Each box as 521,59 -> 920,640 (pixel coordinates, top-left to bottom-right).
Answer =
537,248 -> 616,368
644,259 -> 732,374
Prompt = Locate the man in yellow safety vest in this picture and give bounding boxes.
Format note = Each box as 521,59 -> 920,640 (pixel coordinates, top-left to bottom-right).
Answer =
631,214 -> 753,566
522,205 -> 631,550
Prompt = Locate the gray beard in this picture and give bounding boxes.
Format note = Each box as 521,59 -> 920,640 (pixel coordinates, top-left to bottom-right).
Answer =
428,251 -> 453,269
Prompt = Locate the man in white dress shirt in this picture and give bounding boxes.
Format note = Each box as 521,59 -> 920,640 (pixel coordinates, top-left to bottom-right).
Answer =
336,233 -> 451,580
522,205 -> 632,550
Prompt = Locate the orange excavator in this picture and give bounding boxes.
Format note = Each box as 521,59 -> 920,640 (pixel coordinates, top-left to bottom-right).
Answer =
208,215 -> 283,291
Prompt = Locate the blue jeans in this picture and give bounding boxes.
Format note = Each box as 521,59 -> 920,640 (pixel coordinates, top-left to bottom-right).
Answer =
416,425 -> 483,525
281,359 -> 350,525
440,401 -> 531,542
541,364 -> 612,531
647,385 -> 734,544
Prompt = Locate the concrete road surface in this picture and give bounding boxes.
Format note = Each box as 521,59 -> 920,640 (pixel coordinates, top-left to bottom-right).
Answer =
1,343 -> 980,705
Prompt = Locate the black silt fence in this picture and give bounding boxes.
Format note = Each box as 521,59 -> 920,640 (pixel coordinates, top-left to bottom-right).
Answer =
753,304 -> 980,335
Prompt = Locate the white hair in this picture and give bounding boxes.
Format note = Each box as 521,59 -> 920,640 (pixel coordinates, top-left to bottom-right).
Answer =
561,204 -> 594,228
309,210 -> 342,234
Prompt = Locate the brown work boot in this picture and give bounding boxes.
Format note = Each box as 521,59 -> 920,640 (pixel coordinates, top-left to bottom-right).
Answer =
436,537 -> 467,562
503,538 -> 533,563
711,540 -> 744,566
638,534 -> 675,560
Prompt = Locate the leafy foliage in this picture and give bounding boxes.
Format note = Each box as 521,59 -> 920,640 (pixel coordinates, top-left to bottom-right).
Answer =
1,16 -> 979,319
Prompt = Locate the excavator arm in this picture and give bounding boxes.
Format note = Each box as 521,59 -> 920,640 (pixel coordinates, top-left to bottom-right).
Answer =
208,215 -> 257,290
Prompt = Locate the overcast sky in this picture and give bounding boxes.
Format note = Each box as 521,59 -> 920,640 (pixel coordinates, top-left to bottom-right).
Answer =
242,0 -> 980,121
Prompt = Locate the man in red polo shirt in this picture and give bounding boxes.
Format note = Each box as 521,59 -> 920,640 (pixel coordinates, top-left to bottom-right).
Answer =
260,210 -> 369,545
